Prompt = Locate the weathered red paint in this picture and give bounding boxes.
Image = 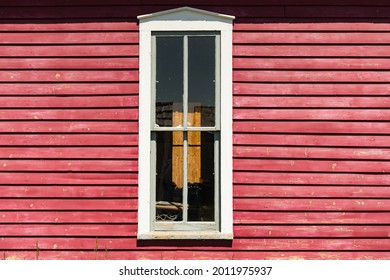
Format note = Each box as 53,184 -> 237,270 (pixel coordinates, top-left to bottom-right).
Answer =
0,83 -> 139,95
233,83 -> 390,96
234,96 -> 390,108
0,45 -> 138,57
234,45 -> 390,57
0,70 -> 138,82
0,147 -> 137,158
233,134 -> 390,147
0,134 -> 137,146
0,121 -> 137,132
234,159 -> 390,173
0,186 -> 137,198
0,58 -> 139,69
1,0 -> 390,260
0,96 -> 138,107
0,211 -> 136,223
234,212 -> 390,225
234,109 -> 390,121
233,186 -> 390,198
234,58 -> 390,70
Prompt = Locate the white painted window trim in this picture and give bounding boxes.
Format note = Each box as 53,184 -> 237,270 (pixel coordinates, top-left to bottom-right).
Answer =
137,7 -> 234,240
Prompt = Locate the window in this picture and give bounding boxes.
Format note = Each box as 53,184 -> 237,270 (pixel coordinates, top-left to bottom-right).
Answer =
138,7 -> 234,239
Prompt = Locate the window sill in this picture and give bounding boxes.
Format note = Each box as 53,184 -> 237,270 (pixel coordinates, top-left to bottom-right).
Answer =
137,231 -> 233,240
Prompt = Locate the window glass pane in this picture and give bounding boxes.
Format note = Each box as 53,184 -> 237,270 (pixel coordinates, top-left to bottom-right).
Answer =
188,36 -> 216,127
155,131 -> 183,221
155,37 -> 184,127
187,131 -> 215,221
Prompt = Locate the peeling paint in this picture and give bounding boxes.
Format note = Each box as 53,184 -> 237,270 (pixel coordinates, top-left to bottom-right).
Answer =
5,256 -> 23,260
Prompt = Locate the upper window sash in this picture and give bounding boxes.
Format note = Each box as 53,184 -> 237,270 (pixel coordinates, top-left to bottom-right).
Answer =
151,32 -> 221,131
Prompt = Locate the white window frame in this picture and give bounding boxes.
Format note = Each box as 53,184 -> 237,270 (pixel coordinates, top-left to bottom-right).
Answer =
137,7 -> 234,240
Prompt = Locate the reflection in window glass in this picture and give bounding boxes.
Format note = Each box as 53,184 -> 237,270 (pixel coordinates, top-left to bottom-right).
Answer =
155,37 -> 183,127
188,36 -> 216,127
188,131 -> 215,221
155,131 -> 183,221
155,131 -> 216,222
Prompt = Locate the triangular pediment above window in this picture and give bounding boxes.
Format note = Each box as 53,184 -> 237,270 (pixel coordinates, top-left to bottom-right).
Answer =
137,6 -> 235,23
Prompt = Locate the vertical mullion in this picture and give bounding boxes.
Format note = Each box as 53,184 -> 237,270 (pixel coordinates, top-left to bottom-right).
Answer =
214,132 -> 220,227
150,132 -> 157,230
183,132 -> 188,223
151,35 -> 157,129
150,35 -> 157,230
183,35 -> 188,128
215,34 -> 221,130
182,35 -> 189,223
215,34 -> 221,227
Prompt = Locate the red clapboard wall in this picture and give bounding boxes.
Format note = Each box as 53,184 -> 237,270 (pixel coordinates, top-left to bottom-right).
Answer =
1,0 -> 390,260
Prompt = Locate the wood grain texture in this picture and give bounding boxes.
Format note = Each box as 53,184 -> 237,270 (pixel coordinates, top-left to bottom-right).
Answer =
233,83 -> 390,96
0,173 -> 137,185
0,58 -> 139,69
0,22 -> 138,31
0,224 -> 137,236
0,121 -> 137,133
234,211 -> 390,224
234,45 -> 390,57
234,159 -> 390,173
0,159 -> 137,172
0,96 -> 138,108
234,172 -> 390,185
234,58 -> 390,70
0,70 -> 138,82
234,146 -> 390,159
0,211 -> 136,223
233,134 -> 390,147
233,185 -> 390,198
0,83 -> 138,96
0,147 -> 138,158
233,226 -> 390,238
234,121 -> 390,134
0,199 -> 137,210
234,22 -> 390,31
234,198 -> 390,211
0,134 -> 137,146
234,109 -> 390,121
0,32 -> 138,44
2,250 -> 389,260
1,237 -> 390,251
234,32 -> 390,44
0,109 -> 138,120
234,70 -> 390,83
0,186 -> 137,198
234,96 -> 390,108
0,45 -> 138,57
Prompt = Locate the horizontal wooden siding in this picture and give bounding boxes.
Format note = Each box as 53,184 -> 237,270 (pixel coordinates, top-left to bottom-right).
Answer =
1,0 -> 390,260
